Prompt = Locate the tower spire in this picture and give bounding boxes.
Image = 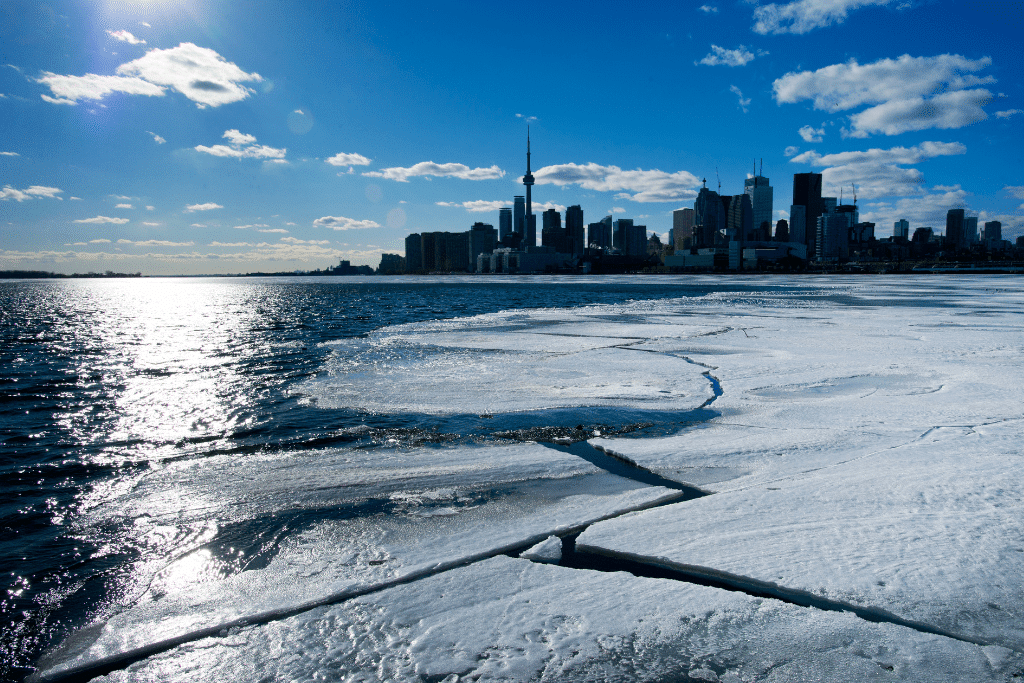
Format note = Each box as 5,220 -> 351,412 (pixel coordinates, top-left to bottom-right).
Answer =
523,126 -> 535,248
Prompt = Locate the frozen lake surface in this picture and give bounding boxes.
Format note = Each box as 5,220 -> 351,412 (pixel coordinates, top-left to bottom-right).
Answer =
11,275 -> 1024,681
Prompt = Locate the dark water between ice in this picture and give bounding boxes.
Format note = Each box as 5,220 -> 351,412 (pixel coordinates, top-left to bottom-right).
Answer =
0,274 -> 902,679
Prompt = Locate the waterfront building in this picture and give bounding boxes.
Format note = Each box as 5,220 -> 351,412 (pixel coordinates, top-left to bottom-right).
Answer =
588,218 -> 612,249
984,220 -> 1002,243
964,217 -> 978,246
788,205 -> 806,246
775,218 -> 789,242
694,182 -> 725,248
405,233 -> 423,272
468,222 -> 498,271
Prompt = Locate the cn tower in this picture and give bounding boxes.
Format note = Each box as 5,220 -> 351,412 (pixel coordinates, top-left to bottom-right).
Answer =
523,127 -> 535,247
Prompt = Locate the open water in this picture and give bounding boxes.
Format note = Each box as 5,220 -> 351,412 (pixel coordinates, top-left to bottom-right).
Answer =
0,274 -> 825,680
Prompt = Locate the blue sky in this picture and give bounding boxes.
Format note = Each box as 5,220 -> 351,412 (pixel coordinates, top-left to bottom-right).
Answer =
2,0 -> 1022,274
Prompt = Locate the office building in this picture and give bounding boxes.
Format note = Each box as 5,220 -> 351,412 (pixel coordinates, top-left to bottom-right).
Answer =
774,218 -> 789,242
612,218 -> 633,253
964,217 -> 978,246
513,196 -> 525,240
468,222 -> 497,271
694,182 -> 725,248
727,193 -> 753,243
946,208 -> 965,249
744,174 -> 773,239
894,219 -> 909,240
498,207 -> 512,243
565,205 -> 584,256
793,172 -> 823,254
984,220 -> 1002,242
788,205 -> 806,246
673,208 -> 695,250
541,208 -> 566,252
588,217 -> 612,249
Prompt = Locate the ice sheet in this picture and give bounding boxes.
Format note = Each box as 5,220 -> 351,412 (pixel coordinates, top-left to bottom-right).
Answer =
39,444 -> 680,681
303,308 -> 713,415
579,417 -> 1024,650
92,556 -> 1020,682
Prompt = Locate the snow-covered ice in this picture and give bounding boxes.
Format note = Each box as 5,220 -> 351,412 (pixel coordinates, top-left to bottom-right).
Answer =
90,557 -> 1021,682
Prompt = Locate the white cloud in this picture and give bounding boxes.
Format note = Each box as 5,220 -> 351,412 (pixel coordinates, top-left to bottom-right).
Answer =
233,224 -> 270,230
995,109 -> 1022,119
209,241 -> 251,247
784,145 -> 801,157
146,131 -> 166,144
0,151 -> 20,156
363,162 -> 504,182
798,125 -> 825,142
146,205 -> 155,210
699,5 -> 718,12
280,237 -> 330,245
195,130 -> 286,160
185,202 -> 223,212
774,54 -> 993,112
116,43 -> 261,108
285,222 -> 297,226
515,113 -> 538,123
190,223 -> 208,228
38,43 -> 260,108
612,207 -> 626,213
0,185 -> 63,201
1006,186 -> 1024,210
115,203 -> 133,209
118,239 -> 195,247
257,228 -> 289,233
36,72 -> 164,105
223,129 -> 257,146
753,0 -> 892,35
436,200 -> 511,213
530,201 -> 567,213
90,239 -> 111,243
140,22 -> 151,28
313,216 -> 382,230
790,141 -> 967,199
326,152 -> 372,167
791,141 -> 966,167
699,45 -> 764,67
859,187 -> 970,228
70,196 -> 82,200
106,30 -> 145,45
849,88 -> 991,136
730,85 -> 751,113
73,215 -> 130,224
532,162 -> 700,203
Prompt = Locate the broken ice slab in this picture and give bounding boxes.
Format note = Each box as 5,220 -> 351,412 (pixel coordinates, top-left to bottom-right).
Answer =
82,556 -> 1021,682
37,443 -> 681,682
578,418 -> 1024,651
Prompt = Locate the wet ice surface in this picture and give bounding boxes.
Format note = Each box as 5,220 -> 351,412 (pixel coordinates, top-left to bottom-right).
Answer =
36,276 -> 1024,681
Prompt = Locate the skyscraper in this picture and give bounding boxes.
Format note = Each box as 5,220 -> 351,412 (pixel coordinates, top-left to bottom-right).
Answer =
523,128 -> 535,248
513,196 -> 525,240
541,208 -> 565,251
672,208 -> 695,250
744,173 -> 773,239
498,207 -> 512,243
984,220 -> 1002,243
727,193 -> 753,243
612,218 -> 633,253
565,205 -> 584,256
964,216 -> 978,247
588,216 -> 612,249
793,172 -> 822,254
694,181 -> 724,248
788,205 -> 806,245
894,219 -> 909,240
945,209 -> 965,249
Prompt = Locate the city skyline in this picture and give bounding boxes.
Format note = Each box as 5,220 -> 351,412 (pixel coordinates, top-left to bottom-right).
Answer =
2,1 -> 1022,274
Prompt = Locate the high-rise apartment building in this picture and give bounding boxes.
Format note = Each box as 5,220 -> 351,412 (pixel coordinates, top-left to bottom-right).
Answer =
468,223 -> 497,271
588,217 -> 612,249
964,217 -> 978,246
405,233 -> 423,272
612,218 -> 633,253
788,205 -> 806,245
984,220 -> 1002,242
